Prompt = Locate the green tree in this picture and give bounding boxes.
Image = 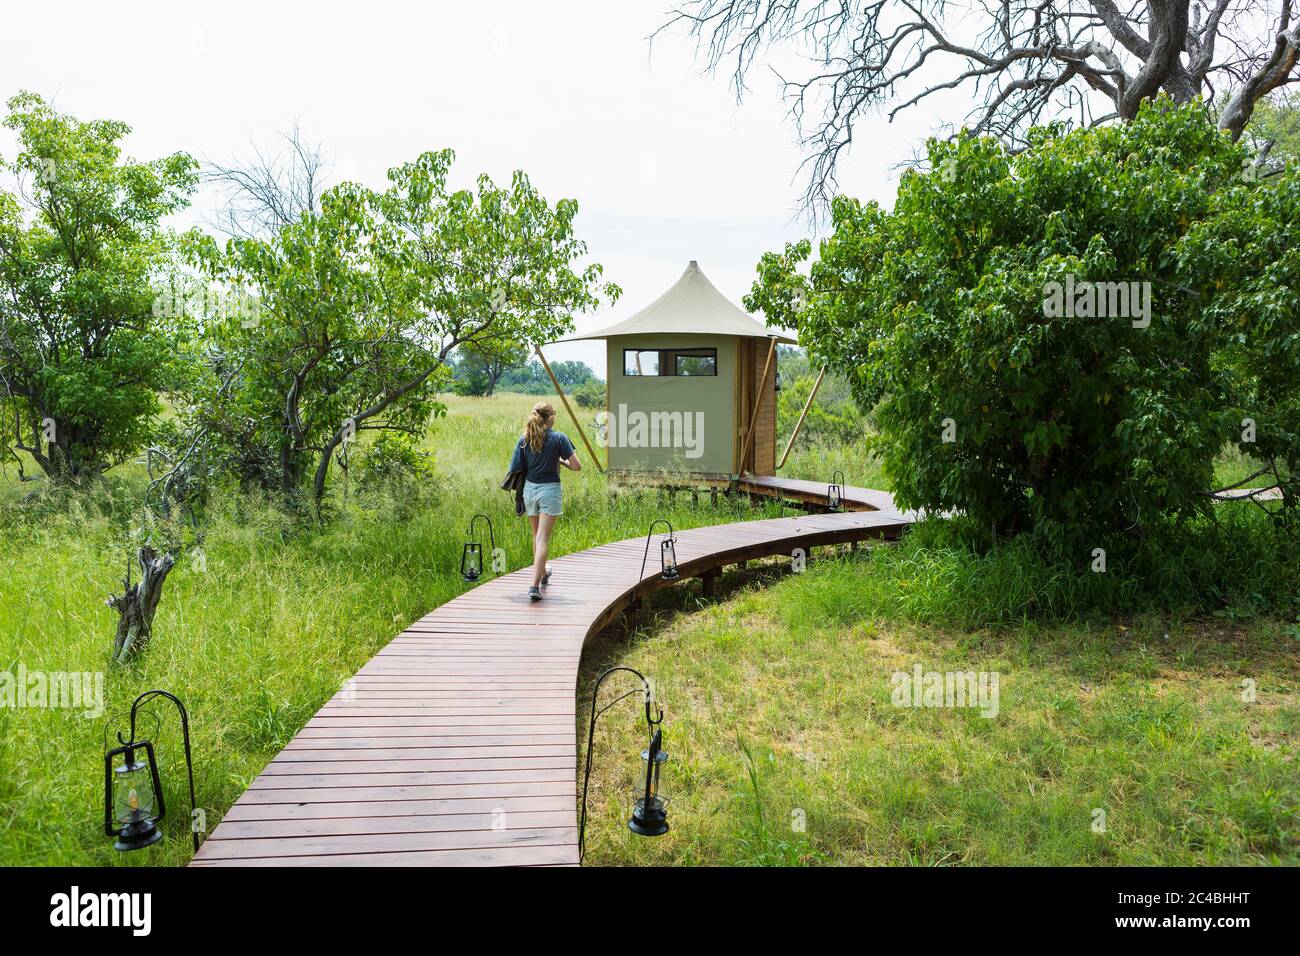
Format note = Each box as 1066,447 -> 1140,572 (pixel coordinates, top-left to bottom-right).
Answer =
453,339 -> 530,396
193,181 -> 419,503
549,359 -> 595,387
1245,89 -> 1300,174
0,92 -> 197,483
196,149 -> 618,505
498,360 -> 550,393
749,101 -> 1298,546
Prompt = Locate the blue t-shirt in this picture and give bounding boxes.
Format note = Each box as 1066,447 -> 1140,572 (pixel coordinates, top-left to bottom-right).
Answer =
510,430 -> 575,485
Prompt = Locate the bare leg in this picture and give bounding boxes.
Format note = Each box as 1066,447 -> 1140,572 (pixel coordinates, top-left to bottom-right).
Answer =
531,513 -> 556,587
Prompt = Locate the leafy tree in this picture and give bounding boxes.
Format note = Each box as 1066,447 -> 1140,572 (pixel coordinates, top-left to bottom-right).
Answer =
749,101 -> 1298,547
0,92 -> 197,483
776,373 -> 866,449
572,379 -> 606,408
1245,88 -> 1300,173
195,149 -> 618,505
550,359 -> 596,387
497,360 -> 551,393
468,355 -> 600,395
452,339 -> 529,396
451,348 -> 494,397
192,182 -> 418,503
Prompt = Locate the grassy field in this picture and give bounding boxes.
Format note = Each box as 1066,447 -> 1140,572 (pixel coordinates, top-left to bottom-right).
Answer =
0,391 -> 1294,866
578,553 -> 1298,865
0,392 -> 808,866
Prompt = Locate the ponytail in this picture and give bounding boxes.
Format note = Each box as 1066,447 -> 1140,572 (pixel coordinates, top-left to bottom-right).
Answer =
524,401 -> 556,452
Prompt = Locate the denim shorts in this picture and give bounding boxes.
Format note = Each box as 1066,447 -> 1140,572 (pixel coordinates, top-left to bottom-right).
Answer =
523,480 -> 563,517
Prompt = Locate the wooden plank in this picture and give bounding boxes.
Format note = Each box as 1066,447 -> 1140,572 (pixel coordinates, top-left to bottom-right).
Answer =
193,826 -> 578,861
286,733 -> 576,748
272,745 -> 575,762
221,794 -> 576,821
247,768 -> 576,789
192,843 -> 579,867
236,781 -> 577,804
209,811 -> 577,840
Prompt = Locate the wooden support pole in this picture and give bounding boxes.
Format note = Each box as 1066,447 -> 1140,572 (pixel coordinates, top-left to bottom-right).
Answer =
777,364 -> 826,470
701,568 -> 720,599
737,336 -> 777,476
535,345 -> 604,473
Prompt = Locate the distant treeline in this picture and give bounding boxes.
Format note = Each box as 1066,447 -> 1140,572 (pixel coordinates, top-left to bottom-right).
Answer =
448,349 -> 602,398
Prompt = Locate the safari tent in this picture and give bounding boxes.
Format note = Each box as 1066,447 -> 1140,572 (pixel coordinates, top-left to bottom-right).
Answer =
550,260 -> 795,479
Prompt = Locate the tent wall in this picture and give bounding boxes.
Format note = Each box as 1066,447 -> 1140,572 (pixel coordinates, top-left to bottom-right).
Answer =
605,333 -> 736,474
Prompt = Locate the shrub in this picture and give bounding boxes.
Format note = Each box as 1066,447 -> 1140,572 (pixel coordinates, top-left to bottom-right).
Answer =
352,431 -> 433,495
749,101 -> 1300,548
776,373 -> 866,448
573,379 -> 606,409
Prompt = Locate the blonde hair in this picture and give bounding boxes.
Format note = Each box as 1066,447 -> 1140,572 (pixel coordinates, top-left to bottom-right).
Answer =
524,401 -> 556,452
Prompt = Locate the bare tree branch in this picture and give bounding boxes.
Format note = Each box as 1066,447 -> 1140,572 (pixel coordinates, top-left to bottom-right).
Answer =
658,1 -> 1300,214
203,119 -> 331,239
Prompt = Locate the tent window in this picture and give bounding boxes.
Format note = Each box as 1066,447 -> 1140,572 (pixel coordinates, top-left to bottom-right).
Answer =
623,347 -> 717,377
674,349 -> 717,376
623,350 -> 660,376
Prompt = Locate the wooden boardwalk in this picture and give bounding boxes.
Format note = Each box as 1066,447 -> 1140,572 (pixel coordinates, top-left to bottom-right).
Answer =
738,474 -> 899,512
190,480 -> 914,866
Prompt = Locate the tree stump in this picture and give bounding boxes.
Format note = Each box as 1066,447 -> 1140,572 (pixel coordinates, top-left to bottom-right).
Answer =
107,547 -> 176,664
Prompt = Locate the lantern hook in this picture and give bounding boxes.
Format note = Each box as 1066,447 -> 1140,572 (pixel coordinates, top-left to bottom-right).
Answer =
634,519 -> 678,629
116,690 -> 200,853
577,666 -> 662,860
468,513 -> 496,556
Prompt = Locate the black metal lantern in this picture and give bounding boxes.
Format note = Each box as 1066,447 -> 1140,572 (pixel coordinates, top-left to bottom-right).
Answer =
641,518 -> 679,582
828,469 -> 845,512
629,727 -> 670,837
105,738 -> 163,850
660,536 -> 679,581
461,542 -> 483,582
578,666 -> 669,859
633,519 -> 681,631
103,690 -> 199,853
461,513 -> 496,583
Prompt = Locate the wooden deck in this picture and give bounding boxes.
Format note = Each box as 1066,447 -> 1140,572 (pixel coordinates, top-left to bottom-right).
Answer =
738,474 -> 899,512
190,480 -> 914,867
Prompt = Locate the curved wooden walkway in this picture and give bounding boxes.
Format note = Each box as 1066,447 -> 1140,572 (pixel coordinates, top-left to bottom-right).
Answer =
191,480 -> 914,866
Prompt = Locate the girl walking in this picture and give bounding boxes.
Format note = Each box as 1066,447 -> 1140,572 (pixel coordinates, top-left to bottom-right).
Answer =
509,401 -> 581,601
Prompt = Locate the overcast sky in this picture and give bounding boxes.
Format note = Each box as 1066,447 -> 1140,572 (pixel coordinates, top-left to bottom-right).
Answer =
1,0 -> 971,375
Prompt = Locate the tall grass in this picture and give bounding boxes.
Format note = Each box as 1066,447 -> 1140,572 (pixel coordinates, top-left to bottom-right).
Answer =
777,512 -> 1300,631
0,392 -> 792,866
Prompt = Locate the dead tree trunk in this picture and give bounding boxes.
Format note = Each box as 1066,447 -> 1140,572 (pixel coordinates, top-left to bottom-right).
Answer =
107,547 -> 176,664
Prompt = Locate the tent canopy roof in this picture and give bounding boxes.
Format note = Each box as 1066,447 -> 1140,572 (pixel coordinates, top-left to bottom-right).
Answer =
557,260 -> 796,344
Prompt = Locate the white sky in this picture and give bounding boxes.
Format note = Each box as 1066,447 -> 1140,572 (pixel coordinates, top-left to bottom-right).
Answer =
0,0 -> 970,375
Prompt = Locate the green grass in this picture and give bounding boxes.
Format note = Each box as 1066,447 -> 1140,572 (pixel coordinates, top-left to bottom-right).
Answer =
578,553 -> 1299,866
0,391 -> 1294,866
0,392 -> 797,866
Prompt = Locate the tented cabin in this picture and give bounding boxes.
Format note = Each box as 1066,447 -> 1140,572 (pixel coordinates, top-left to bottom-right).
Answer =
557,261 -> 795,479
